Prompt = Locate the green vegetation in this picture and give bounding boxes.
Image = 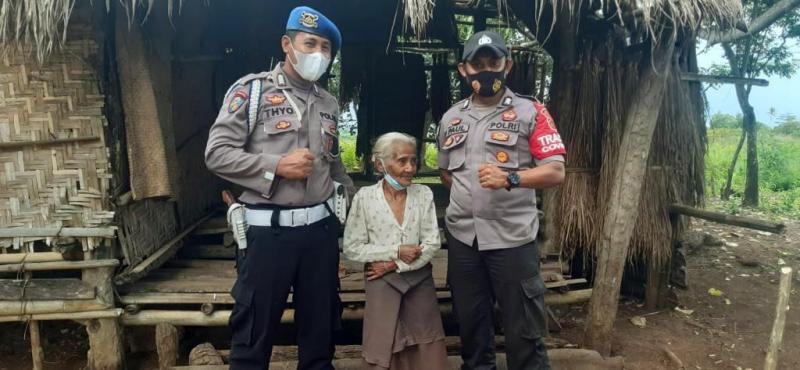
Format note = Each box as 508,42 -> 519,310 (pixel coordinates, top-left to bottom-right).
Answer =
706,113 -> 800,218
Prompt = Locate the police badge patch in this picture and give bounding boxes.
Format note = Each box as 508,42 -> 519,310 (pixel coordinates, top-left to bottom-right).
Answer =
491,131 -> 510,142
495,151 -> 509,163
502,109 -> 517,121
299,12 -> 319,28
276,121 -> 292,130
228,91 -> 248,113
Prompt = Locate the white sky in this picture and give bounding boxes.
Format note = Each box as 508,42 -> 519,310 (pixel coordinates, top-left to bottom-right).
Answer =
698,42 -> 800,126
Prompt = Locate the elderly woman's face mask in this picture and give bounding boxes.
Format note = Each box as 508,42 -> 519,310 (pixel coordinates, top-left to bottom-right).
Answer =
379,143 -> 417,190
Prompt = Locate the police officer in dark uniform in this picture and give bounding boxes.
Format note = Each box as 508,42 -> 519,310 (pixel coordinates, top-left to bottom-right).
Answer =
437,31 -> 567,370
205,6 -> 353,370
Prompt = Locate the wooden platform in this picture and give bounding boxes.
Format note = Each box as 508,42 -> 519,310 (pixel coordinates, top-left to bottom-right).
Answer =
118,210 -> 588,321
119,252 -> 451,305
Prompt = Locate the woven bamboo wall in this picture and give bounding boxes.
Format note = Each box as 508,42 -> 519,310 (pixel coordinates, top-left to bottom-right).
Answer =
0,25 -> 113,248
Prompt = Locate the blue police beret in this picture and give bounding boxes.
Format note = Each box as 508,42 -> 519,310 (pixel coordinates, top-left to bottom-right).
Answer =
286,6 -> 342,55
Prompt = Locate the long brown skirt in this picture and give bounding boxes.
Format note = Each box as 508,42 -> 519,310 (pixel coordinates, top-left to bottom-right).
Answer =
361,340 -> 448,370
361,270 -> 448,370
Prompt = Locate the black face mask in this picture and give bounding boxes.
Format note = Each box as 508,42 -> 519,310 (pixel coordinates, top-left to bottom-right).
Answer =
467,70 -> 506,97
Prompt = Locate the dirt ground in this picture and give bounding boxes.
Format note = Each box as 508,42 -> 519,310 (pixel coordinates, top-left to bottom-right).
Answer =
557,211 -> 800,370
1,211 -> 798,370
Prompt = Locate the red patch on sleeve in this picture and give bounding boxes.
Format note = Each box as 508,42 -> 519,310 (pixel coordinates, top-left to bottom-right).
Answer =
529,101 -> 566,160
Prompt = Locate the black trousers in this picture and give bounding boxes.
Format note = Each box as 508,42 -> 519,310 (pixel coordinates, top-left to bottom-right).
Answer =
228,215 -> 341,370
447,235 -> 551,370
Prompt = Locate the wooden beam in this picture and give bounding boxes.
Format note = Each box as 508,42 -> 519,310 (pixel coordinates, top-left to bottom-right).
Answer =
584,42 -> 676,356
680,73 -> 769,86
0,227 -> 116,238
0,279 -> 95,301
0,309 -> 122,323
0,252 -> 64,264
114,213 -> 215,285
669,204 -> 785,234
0,136 -> 101,150
0,259 -> 119,273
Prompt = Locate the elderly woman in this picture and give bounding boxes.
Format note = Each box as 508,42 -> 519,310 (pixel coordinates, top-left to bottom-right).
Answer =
344,132 -> 448,370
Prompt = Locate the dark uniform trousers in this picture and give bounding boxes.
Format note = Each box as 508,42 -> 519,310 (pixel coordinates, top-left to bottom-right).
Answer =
229,214 -> 341,370
447,234 -> 551,370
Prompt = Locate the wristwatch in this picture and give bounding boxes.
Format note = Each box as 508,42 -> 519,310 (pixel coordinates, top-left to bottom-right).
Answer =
506,171 -> 521,191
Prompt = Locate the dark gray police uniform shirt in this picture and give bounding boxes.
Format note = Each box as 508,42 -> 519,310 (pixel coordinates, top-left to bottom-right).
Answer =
206,63 -> 354,207
437,88 -> 566,250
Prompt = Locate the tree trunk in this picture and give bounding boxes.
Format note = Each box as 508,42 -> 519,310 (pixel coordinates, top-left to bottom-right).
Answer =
584,42 -> 676,356
742,105 -> 759,206
721,127 -> 746,200
721,43 -> 759,207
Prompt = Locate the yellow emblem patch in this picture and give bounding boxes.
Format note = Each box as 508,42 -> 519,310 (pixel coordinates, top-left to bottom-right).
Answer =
276,121 -> 291,130
492,79 -> 502,93
299,12 -> 319,28
267,95 -> 286,105
444,136 -> 454,147
491,132 -> 510,142
496,151 -> 509,163
450,118 -> 462,126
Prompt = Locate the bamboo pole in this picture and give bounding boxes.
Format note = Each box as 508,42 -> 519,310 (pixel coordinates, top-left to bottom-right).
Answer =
0,259 -> 119,273
0,252 -> 64,264
0,136 -> 101,150
122,290 -> 592,326
764,267 -> 793,370
0,309 -> 122,323
0,299 -> 109,316
0,227 -> 116,238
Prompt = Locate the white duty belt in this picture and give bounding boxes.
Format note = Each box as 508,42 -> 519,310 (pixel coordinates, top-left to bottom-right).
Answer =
245,199 -> 333,227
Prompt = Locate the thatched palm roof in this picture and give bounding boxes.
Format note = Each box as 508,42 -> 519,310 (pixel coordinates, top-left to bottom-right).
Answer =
0,0 -> 743,60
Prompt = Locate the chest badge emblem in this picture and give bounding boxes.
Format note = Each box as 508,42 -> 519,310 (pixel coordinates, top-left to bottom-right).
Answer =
267,95 -> 286,105
495,151 -> 509,163
502,109 -> 517,122
491,132 -> 510,142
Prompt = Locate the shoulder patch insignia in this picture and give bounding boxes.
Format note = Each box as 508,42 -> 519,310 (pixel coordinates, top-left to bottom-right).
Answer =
502,109 -> 517,122
228,90 -> 248,113
450,118 -> 462,126
276,121 -> 292,130
267,94 -> 286,105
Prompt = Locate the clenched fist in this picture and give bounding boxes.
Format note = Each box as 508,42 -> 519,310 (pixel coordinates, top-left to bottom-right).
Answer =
277,148 -> 315,180
478,163 -> 509,189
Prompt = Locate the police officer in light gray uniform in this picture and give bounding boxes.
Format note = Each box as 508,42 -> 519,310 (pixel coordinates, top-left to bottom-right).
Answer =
438,31 -> 567,370
205,6 -> 353,370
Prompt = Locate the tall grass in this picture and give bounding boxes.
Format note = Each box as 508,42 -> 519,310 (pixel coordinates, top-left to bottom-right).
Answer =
706,128 -> 800,218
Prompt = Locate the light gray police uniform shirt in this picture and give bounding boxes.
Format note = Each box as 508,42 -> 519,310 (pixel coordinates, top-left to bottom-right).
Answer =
206,63 -> 354,207
437,88 -> 566,250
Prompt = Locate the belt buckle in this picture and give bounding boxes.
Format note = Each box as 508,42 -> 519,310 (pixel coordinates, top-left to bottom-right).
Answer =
293,208 -> 309,226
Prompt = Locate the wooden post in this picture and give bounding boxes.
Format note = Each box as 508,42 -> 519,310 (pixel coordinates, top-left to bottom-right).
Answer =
645,258 -> 663,311
584,42 -> 676,356
156,323 -> 181,369
764,267 -> 793,370
25,270 -> 44,370
30,319 -> 44,370
83,266 -> 125,370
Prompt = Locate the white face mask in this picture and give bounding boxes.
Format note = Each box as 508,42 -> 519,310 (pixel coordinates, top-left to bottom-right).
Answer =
289,42 -> 331,82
